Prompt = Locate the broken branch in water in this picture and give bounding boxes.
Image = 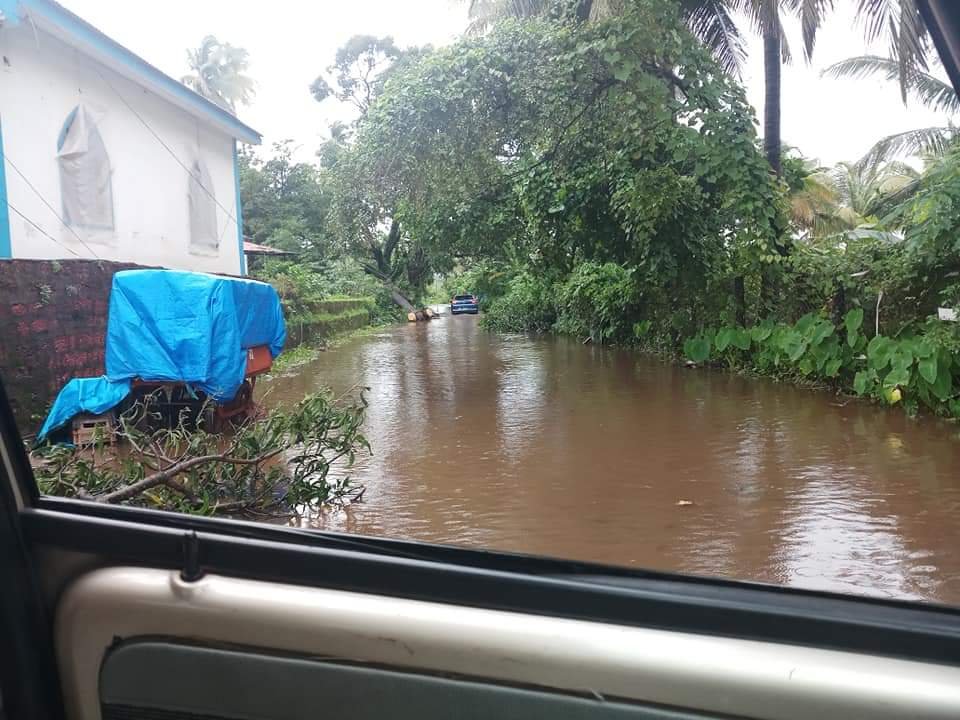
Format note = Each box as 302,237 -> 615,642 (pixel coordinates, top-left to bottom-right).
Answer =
30,389 -> 370,517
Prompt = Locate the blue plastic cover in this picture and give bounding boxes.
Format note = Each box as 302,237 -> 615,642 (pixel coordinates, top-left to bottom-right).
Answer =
37,377 -> 131,442
105,269 -> 285,399
37,269 -> 286,441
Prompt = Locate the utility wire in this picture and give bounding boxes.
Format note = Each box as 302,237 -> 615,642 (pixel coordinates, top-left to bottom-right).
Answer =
2,153 -> 101,259
7,203 -> 82,257
93,64 -> 240,226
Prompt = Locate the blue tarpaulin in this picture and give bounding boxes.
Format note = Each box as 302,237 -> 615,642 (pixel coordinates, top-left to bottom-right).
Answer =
37,377 -> 132,442
37,269 -> 286,441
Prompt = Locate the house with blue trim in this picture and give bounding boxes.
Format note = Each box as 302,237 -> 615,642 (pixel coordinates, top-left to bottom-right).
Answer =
0,0 -> 261,275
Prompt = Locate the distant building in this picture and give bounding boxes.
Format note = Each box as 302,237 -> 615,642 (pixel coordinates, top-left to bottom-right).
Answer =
0,0 -> 261,275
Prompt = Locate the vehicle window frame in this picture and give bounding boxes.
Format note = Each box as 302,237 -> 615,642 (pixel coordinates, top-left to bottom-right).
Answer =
6,11 -> 960,711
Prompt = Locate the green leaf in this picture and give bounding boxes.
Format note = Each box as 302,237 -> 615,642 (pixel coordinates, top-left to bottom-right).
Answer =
914,339 -> 935,359
808,320 -> 835,347
883,365 -> 911,389
931,365 -> 953,401
824,358 -> 843,378
889,346 -> 914,372
853,369 -> 876,395
843,307 -> 864,335
794,313 -> 817,337
714,328 -> 733,352
683,336 -> 711,363
750,322 -> 773,342
867,336 -> 894,369
949,398 -> 960,418
919,355 -> 938,384
782,332 -> 807,363
732,329 -> 751,351
612,63 -> 632,82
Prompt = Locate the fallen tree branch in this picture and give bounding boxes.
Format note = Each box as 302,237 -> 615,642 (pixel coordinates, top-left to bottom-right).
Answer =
97,447 -> 285,504
31,390 -> 370,518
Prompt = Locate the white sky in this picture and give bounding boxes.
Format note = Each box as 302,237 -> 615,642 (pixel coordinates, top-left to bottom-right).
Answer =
60,0 -> 955,167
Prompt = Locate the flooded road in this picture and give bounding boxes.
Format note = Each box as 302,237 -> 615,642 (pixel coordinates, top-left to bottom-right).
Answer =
263,316 -> 960,604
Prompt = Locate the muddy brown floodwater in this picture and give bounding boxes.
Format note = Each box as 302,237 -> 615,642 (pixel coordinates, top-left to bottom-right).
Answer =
263,315 -> 960,605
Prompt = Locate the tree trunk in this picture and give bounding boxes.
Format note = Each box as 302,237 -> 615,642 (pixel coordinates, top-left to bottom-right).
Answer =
763,28 -> 782,177
575,0 -> 595,22
832,282 -> 846,327
733,275 -> 746,327
389,288 -> 416,314
361,263 -> 416,313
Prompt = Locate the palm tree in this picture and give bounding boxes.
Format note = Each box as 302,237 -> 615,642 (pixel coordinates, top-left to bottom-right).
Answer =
831,158 -> 919,218
788,161 -> 848,236
182,36 -> 255,112
730,1 -> 834,176
822,55 -> 957,165
787,151 -> 919,238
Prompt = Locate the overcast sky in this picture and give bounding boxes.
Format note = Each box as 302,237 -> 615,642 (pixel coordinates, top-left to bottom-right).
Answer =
61,0 -> 955,167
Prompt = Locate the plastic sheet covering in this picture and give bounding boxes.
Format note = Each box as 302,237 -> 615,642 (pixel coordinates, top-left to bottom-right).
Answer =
57,104 -> 114,229
106,269 -> 286,398
37,270 -> 286,441
189,158 -> 218,249
36,377 -> 131,443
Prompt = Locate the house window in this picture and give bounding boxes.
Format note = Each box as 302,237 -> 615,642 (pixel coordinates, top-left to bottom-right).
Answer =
189,157 -> 218,250
57,104 -> 114,229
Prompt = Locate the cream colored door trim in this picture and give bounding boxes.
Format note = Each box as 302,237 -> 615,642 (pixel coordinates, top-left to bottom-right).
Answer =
56,567 -> 960,720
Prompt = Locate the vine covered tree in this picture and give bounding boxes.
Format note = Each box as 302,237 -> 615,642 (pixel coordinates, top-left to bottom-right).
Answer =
342,0 -> 785,330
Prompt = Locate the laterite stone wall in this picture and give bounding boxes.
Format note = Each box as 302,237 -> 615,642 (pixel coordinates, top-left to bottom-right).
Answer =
0,259 -> 144,431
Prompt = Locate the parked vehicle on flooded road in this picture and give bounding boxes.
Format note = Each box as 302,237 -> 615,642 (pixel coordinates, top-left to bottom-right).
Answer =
451,294 -> 479,314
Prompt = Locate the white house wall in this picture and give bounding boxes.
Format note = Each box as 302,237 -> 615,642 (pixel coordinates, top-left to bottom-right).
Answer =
0,24 -> 243,274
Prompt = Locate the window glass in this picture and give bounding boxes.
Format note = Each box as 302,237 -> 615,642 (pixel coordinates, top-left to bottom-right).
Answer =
12,0 -> 960,611
56,104 -> 114,230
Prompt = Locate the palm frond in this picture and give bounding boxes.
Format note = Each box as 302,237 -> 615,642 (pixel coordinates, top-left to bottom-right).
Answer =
587,0 -> 625,22
726,0 -> 793,64
854,0 -> 931,102
903,66 -> 960,114
822,55 -> 959,113
680,0 -> 747,77
822,54 -> 899,82
858,126 -> 954,167
871,176 -> 922,223
786,0 -> 833,63
465,0 -> 564,33
894,0 -> 930,75
855,0 -> 899,44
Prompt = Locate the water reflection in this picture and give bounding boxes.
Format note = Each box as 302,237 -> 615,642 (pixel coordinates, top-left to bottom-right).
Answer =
263,316 -> 960,605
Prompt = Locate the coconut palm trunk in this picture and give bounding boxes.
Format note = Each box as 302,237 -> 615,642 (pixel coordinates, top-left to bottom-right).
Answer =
763,28 -> 782,176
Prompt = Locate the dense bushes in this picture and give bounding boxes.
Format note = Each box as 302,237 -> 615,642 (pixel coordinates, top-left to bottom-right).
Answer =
554,262 -> 638,343
479,261 -> 638,341
254,257 -> 400,326
482,272 -> 558,333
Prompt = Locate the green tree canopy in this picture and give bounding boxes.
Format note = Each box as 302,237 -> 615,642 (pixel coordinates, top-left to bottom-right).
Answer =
240,141 -> 332,263
335,0 -> 784,311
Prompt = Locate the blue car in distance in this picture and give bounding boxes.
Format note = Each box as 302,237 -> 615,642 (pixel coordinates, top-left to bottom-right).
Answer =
450,294 -> 479,315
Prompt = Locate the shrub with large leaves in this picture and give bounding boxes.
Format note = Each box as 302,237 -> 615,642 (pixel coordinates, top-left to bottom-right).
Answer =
683,309 -> 960,418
